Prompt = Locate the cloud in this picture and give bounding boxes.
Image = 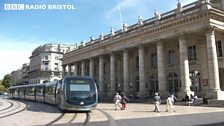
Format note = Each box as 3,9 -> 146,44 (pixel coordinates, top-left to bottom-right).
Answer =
0,35 -> 41,79
105,0 -> 197,29
105,0 -> 151,29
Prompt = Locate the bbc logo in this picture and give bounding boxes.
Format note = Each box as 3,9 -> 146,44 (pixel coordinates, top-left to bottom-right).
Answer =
4,4 -> 24,10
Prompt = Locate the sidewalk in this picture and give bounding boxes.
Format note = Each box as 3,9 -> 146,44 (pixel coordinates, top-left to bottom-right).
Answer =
96,102 -> 224,120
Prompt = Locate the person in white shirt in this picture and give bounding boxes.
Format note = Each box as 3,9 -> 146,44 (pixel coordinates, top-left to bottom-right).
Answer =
166,95 -> 175,112
113,93 -> 122,110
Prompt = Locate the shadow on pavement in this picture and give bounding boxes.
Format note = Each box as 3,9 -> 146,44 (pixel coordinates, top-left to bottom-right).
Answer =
194,122 -> 224,126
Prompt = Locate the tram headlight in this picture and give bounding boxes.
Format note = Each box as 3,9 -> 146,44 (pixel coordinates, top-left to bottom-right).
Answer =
80,101 -> 84,105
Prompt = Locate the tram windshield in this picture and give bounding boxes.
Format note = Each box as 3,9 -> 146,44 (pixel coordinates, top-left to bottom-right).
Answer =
70,80 -> 90,91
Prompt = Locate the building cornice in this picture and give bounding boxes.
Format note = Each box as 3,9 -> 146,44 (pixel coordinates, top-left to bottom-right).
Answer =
62,2 -> 224,65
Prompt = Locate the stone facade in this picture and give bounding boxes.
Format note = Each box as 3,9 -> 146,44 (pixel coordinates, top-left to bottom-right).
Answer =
10,63 -> 29,86
61,0 -> 224,100
29,43 -> 77,84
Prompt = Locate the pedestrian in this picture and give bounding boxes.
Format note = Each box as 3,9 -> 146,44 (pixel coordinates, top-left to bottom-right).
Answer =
120,93 -> 129,110
113,92 -> 122,110
171,93 -> 177,103
203,96 -> 209,104
193,94 -> 198,103
185,93 -> 191,106
153,92 -> 161,113
166,95 -> 175,112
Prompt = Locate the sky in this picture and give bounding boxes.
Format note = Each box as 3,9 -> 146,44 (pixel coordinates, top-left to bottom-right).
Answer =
0,0 -> 196,80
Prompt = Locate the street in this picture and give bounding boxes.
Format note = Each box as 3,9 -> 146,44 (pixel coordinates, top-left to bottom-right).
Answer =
1,96 -> 224,126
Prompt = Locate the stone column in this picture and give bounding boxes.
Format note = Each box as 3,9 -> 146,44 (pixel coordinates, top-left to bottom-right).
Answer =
157,42 -> 167,96
179,35 -> 191,96
62,65 -> 66,77
89,58 -> 94,78
67,64 -> 72,76
206,29 -> 223,99
110,53 -> 116,96
198,41 -> 209,92
222,0 -> 224,10
74,62 -> 78,76
123,49 -> 129,93
99,56 -> 104,93
81,60 -> 85,76
138,46 -> 146,95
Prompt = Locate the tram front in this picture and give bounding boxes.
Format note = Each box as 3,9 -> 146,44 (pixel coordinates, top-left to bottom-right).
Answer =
63,76 -> 98,111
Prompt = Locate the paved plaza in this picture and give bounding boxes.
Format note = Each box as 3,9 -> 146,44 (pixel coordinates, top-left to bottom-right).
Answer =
1,97 -> 224,126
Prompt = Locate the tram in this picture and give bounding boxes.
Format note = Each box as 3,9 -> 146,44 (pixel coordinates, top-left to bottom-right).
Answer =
9,76 -> 98,111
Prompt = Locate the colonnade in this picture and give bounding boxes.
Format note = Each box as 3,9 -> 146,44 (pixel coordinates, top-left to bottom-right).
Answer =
62,29 -> 222,99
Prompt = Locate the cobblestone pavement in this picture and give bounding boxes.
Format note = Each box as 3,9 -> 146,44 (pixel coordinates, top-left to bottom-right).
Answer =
1,97 -> 224,126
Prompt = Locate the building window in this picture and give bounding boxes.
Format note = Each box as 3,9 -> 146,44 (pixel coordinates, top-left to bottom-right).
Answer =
44,63 -> 48,70
136,56 -> 139,70
44,56 -> 48,61
94,65 -> 97,75
103,63 -> 106,74
216,41 -> 223,57
150,74 -> 158,93
168,72 -> 178,92
151,53 -> 157,67
188,45 -> 197,61
55,56 -> 59,60
168,49 -> 175,65
135,76 -> 140,92
54,63 -> 58,70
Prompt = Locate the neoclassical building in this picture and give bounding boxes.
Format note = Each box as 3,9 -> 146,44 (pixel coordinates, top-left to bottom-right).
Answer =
61,0 -> 224,100
29,43 -> 77,84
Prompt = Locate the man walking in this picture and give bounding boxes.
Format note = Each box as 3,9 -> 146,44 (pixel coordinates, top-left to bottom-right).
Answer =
153,92 -> 161,113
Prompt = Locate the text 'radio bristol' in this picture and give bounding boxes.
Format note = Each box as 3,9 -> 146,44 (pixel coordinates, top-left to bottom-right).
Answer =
4,4 -> 76,10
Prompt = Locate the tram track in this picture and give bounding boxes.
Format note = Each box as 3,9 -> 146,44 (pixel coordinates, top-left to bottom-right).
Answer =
82,112 -> 90,126
46,111 -> 91,126
0,100 -> 13,112
0,100 -> 28,118
46,112 -> 78,126
66,113 -> 78,126
96,108 -> 117,126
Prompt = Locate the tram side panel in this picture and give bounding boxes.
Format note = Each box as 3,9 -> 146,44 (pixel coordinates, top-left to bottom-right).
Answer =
19,87 -> 26,100
44,83 -> 56,105
35,85 -> 45,103
25,86 -> 35,101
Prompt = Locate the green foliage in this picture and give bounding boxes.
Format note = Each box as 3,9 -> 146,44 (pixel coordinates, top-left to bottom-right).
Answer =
0,84 -> 5,92
2,74 -> 11,88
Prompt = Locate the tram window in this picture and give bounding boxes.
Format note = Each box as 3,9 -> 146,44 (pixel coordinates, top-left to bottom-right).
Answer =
70,85 -> 90,91
67,79 -> 92,91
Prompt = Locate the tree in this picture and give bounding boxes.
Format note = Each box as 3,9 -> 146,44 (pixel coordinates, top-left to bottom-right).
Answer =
2,74 -> 11,88
0,84 -> 4,93
0,80 -> 5,92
